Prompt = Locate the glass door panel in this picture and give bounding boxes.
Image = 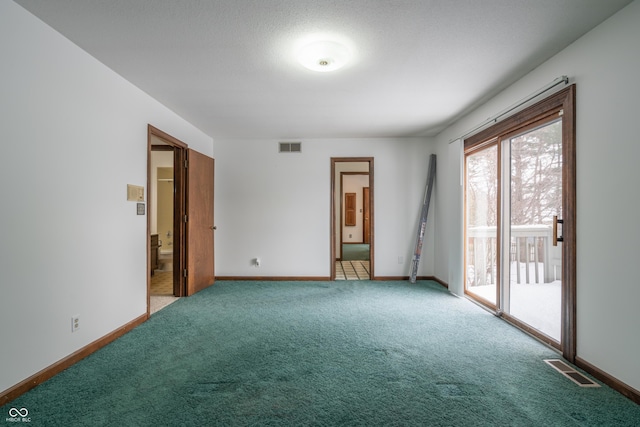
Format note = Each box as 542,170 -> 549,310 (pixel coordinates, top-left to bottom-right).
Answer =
507,119 -> 562,341
465,145 -> 498,305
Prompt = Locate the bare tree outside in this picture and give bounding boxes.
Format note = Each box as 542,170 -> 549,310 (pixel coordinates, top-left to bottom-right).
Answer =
510,119 -> 562,227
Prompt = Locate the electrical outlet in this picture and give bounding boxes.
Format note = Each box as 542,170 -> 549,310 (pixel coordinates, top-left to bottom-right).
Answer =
398,256 -> 404,264
71,315 -> 80,333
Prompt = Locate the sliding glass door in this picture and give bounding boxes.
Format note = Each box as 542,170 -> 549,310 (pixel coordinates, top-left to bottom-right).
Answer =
505,119 -> 562,342
463,86 -> 576,358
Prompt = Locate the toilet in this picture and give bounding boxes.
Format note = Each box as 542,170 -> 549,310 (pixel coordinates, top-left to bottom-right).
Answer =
158,249 -> 173,271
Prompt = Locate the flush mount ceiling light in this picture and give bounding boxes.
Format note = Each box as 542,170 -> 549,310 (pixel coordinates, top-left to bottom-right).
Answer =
296,40 -> 351,72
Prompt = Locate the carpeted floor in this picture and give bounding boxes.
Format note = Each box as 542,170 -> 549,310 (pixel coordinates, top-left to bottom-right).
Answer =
3,280 -> 639,426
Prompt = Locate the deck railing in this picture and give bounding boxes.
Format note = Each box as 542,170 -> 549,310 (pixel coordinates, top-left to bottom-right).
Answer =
467,225 -> 561,287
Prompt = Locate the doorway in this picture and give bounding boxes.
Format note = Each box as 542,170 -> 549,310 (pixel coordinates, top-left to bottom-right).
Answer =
149,152 -> 177,297
149,128 -> 187,313
331,158 -> 374,280
147,125 -> 216,314
463,86 -> 576,360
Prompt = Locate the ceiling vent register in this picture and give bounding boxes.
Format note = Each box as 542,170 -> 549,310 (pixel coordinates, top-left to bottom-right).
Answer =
279,142 -> 302,153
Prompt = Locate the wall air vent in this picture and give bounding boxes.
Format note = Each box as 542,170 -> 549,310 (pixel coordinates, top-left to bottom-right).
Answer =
544,359 -> 600,387
279,142 -> 302,153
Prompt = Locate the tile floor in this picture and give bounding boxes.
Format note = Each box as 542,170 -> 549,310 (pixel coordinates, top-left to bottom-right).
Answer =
150,271 -> 178,315
150,295 -> 179,314
335,260 -> 370,280
150,271 -> 173,295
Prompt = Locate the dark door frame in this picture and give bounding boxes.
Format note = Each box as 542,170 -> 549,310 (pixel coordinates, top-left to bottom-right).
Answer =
331,158 -> 374,280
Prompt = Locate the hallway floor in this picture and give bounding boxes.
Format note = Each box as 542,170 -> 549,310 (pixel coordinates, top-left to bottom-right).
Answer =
150,271 -> 173,295
335,260 -> 370,280
150,271 -> 178,315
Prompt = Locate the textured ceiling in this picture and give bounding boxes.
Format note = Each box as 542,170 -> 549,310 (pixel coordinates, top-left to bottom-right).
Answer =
14,0 -> 632,139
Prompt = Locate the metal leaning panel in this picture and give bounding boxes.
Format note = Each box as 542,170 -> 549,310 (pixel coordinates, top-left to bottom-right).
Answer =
410,154 -> 437,283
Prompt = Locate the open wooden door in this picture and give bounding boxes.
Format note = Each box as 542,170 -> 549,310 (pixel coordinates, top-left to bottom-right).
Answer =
186,149 -> 215,295
363,187 -> 370,244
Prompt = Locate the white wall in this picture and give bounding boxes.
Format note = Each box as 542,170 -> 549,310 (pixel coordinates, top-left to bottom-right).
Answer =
434,0 -> 640,392
214,137 -> 436,278
0,2 -> 212,394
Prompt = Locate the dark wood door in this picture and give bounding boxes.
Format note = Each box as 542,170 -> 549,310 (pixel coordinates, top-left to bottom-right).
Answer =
186,149 -> 215,295
345,193 -> 356,226
363,187 -> 370,244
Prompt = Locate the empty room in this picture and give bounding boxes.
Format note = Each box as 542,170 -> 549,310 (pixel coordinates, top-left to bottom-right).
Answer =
1,1 -> 639,425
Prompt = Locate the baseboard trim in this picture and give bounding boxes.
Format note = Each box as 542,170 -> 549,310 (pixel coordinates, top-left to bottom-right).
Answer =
574,356 -> 640,404
0,313 -> 148,406
215,276 -> 449,288
216,276 -> 331,281
373,276 -> 449,289
429,276 -> 449,289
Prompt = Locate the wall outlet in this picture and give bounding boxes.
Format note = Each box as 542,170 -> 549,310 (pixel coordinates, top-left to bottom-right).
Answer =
71,315 -> 80,333
398,256 -> 404,264
349,234 -> 352,238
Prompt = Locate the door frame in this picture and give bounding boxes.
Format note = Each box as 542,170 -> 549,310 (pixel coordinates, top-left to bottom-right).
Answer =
463,85 -> 576,361
331,158 -> 374,280
147,125 -> 188,314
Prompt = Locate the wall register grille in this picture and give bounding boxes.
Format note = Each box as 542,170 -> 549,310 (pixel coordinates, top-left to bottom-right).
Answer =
279,142 -> 302,153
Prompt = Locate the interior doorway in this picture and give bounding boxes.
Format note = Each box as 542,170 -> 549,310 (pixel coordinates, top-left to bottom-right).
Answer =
149,150 -> 177,297
148,127 -> 187,313
147,125 -> 216,315
331,158 -> 374,280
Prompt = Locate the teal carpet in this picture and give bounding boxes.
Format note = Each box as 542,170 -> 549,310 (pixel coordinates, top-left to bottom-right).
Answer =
3,280 -> 639,426
342,244 -> 370,261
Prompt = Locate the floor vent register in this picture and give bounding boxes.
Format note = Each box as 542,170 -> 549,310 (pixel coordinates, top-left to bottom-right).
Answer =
544,359 -> 601,387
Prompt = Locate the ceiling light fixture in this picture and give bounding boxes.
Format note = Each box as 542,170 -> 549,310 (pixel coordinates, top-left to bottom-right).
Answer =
297,40 -> 351,72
